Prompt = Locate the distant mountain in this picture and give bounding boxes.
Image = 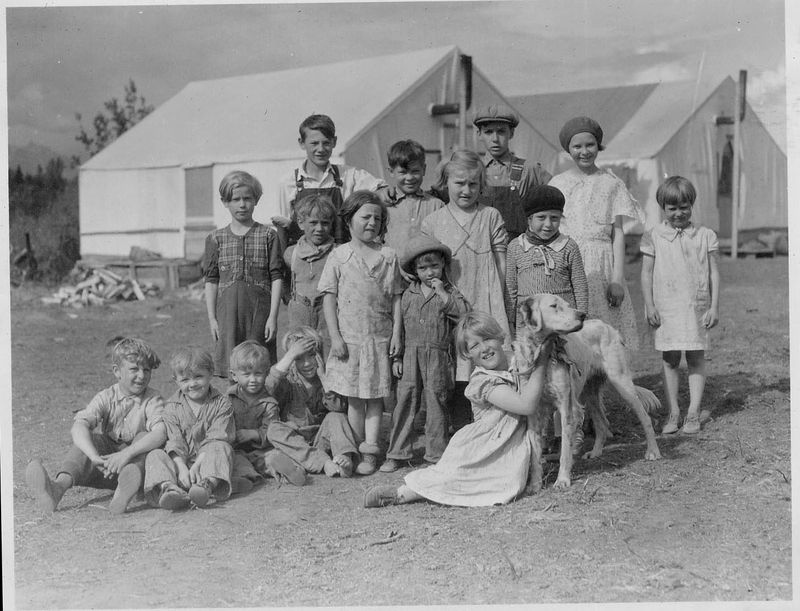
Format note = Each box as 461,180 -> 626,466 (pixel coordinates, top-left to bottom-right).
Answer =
9,142 -> 77,179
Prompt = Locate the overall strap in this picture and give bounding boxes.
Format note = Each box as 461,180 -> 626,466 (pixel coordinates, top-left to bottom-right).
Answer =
294,168 -> 304,192
509,157 -> 526,189
330,164 -> 344,188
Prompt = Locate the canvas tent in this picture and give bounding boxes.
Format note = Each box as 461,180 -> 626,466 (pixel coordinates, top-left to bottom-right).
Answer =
80,46 -> 558,260
510,77 -> 787,237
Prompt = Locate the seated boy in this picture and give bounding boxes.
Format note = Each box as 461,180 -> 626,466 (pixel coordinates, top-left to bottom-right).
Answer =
228,340 -> 306,489
143,348 -> 235,510
273,113 -> 392,247
382,139 -> 445,254
266,327 -> 359,477
25,337 -> 166,515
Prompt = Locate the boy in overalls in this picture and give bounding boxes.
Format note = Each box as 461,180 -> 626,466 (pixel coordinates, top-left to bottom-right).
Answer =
473,104 -> 552,242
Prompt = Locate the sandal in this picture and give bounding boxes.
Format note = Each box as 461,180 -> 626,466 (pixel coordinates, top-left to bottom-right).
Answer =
681,415 -> 701,435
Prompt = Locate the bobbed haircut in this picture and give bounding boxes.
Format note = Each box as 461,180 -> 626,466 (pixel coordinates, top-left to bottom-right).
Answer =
282,326 -> 324,356
295,193 -> 336,224
229,340 -> 270,372
454,310 -> 505,360
219,170 -> 263,202
656,175 -> 697,209
169,347 -> 214,377
299,114 -> 336,141
108,337 -> 161,369
387,139 -> 427,170
430,149 -> 486,197
339,190 -> 389,239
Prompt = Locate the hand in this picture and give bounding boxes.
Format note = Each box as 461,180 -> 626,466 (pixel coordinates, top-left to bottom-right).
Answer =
375,186 -> 394,206
101,450 -> 131,476
430,278 -> 449,301
392,360 -> 403,378
606,282 -> 625,307
209,318 -> 219,342
176,463 -> 191,489
645,306 -> 661,328
89,454 -> 111,478
264,315 -> 278,342
399,267 -> 417,284
286,337 -> 317,360
701,307 -> 719,329
271,215 -> 291,229
188,454 -> 204,484
330,336 -> 348,359
235,429 -> 259,444
389,333 -> 401,359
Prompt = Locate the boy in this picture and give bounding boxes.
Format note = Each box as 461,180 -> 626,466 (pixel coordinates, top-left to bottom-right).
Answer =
382,140 -> 445,252
381,234 -> 470,472
25,337 -> 166,515
274,114 -> 392,246
228,340 -> 306,488
265,327 -> 360,478
143,348 -> 235,510
473,103 -> 552,241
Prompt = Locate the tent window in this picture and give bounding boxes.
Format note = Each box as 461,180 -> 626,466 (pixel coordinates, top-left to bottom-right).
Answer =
185,167 -> 213,218
718,138 -> 733,196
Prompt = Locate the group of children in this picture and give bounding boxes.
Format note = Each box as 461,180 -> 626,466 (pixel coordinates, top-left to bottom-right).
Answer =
26,105 -> 720,513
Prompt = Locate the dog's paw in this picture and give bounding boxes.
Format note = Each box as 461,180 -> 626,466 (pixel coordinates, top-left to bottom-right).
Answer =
644,448 -> 662,461
524,481 -> 543,496
582,448 -> 603,460
553,477 -> 571,490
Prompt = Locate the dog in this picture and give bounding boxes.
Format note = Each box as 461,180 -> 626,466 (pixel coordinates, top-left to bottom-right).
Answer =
511,294 -> 662,493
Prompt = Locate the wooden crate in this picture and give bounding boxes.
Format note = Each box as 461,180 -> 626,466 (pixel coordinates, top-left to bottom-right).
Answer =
81,257 -> 202,290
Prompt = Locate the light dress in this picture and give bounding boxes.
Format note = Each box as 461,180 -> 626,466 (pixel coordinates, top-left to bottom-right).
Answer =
317,242 -> 403,399
639,221 -> 719,351
549,167 -> 644,349
403,367 -> 531,507
421,204 -> 509,380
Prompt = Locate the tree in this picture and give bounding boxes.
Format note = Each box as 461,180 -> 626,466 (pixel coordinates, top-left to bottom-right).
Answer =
73,79 -> 154,163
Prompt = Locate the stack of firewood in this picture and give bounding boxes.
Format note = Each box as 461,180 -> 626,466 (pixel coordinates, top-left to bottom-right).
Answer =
41,263 -> 161,307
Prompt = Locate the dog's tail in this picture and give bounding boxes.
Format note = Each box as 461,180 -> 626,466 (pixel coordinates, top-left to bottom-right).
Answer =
634,386 -> 662,415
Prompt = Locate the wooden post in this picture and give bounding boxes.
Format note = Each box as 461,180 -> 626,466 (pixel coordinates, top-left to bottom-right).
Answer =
731,70 -> 747,258
458,67 -> 467,149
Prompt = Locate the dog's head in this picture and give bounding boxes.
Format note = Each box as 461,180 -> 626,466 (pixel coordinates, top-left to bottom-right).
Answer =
518,294 -> 586,337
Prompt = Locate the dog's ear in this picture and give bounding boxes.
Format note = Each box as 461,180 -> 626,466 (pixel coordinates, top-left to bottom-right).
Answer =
519,296 -> 543,332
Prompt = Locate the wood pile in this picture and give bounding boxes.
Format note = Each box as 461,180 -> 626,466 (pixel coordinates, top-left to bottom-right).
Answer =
41,262 -> 161,307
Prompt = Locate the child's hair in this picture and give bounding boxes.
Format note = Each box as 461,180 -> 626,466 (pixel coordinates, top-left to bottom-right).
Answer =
454,311 -> 505,360
339,190 -> 389,239
656,175 -> 697,208
295,193 -> 336,224
219,170 -> 263,202
108,337 -> 161,369
430,149 -> 486,197
282,326 -> 324,356
169,347 -> 214,377
387,139 -> 427,170
229,340 -> 270,372
299,114 -> 336,141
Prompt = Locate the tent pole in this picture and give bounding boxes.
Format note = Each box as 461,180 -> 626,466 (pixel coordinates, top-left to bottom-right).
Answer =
458,69 -> 467,149
730,71 -> 746,258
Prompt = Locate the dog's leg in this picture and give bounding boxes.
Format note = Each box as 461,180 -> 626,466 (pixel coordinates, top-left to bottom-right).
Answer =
524,419 -> 544,495
581,378 -> 612,459
609,378 -> 662,460
551,366 -> 573,489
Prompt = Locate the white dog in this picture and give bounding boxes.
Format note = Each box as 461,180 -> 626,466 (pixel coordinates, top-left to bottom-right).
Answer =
512,294 -> 662,492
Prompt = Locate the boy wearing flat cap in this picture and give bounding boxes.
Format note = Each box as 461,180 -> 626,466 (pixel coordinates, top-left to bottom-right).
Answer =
474,103 -> 552,241
381,234 -> 470,472
505,185 -> 588,335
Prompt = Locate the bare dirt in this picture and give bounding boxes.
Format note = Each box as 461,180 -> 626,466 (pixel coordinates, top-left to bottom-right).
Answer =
9,256 -> 792,608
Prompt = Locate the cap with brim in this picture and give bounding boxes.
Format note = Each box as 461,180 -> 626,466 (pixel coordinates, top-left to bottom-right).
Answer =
472,103 -> 519,128
399,233 -> 452,274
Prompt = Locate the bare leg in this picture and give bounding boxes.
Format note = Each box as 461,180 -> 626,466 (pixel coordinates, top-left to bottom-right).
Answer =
348,397 -> 366,442
661,351 -> 682,433
396,484 -> 423,504
685,350 -> 706,419
364,399 -> 383,447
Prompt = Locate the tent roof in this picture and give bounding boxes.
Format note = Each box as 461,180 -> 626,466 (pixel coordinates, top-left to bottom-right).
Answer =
83,46 -> 460,170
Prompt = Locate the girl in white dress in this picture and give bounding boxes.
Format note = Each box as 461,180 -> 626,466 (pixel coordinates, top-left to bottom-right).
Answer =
363,311 -> 552,508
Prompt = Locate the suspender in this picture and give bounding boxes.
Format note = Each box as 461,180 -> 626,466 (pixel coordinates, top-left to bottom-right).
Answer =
295,164 -> 344,193
509,157 -> 525,192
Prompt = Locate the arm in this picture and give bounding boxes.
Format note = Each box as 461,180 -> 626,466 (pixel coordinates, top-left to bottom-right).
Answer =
203,234 -> 221,341
323,292 -> 347,358
640,254 -> 660,327
569,243 -> 589,315
205,282 -> 219,341
485,341 -> 553,416
70,420 -> 107,471
505,248 -> 518,331
392,294 -> 407,378
702,251 -> 720,328
102,422 -> 167,475
607,218 -> 626,306
389,292 -> 402,359
265,229 -> 284,341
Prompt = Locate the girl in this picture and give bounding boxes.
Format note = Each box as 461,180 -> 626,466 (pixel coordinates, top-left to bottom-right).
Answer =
640,176 -> 720,434
318,191 -> 403,475
364,310 -> 552,508
204,171 -> 283,377
549,117 -> 644,349
421,150 -> 509,430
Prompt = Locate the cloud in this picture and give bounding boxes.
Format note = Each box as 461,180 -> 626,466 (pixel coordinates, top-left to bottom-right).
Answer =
631,61 -> 695,84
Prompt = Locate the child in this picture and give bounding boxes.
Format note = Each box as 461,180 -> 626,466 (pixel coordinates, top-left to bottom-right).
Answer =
25,338 -> 165,515
364,310 -> 552,508
318,190 -> 404,475
228,340 -> 306,490
421,150 -> 509,430
549,117 -> 644,349
473,103 -> 552,242
505,184 -> 588,335
274,114 -> 391,246
640,176 -> 720,435
283,194 -> 336,349
204,170 -> 283,376
265,328 -> 360,478
382,139 -> 445,252
381,234 -> 470,472
144,348 -> 235,510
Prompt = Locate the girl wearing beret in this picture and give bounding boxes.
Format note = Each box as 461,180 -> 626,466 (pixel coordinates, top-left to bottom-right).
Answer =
548,116 -> 644,350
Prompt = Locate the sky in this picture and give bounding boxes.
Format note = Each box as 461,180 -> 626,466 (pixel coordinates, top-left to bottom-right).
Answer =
5,0 -> 788,163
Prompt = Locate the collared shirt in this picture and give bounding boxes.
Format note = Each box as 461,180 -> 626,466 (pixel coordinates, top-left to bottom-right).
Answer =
483,152 -> 552,197
263,366 -> 346,428
284,237 -> 335,301
163,388 -> 235,461
227,384 -> 280,450
399,282 -> 470,352
277,162 -> 388,219
74,384 -> 164,444
383,190 -> 445,251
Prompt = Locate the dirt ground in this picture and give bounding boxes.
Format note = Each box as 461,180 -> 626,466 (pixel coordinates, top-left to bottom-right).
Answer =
7,256 -> 792,608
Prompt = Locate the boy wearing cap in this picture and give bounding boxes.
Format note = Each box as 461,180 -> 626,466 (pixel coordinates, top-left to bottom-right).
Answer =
380,234 -> 470,472
505,184 -> 588,335
474,103 -> 552,241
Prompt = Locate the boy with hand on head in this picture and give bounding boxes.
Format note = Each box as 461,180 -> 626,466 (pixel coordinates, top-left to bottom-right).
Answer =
144,348 -> 236,510
25,337 -> 166,515
473,103 -> 552,241
274,113 -> 392,247
381,235 -> 470,472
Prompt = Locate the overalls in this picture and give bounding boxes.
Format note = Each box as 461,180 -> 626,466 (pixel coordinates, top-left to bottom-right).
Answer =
478,156 -> 527,241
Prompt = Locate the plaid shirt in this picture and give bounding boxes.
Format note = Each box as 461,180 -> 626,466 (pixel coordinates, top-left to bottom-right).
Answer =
204,222 -> 283,292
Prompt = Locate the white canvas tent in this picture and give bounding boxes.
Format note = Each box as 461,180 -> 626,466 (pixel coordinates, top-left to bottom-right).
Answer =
510,77 -> 787,237
80,46 -> 559,259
